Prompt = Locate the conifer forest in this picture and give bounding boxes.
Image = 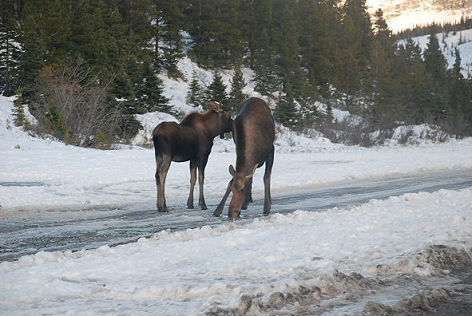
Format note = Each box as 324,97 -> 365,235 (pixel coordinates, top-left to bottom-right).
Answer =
1,0 -> 471,147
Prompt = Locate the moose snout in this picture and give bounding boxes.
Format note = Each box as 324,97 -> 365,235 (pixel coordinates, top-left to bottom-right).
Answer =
228,206 -> 241,220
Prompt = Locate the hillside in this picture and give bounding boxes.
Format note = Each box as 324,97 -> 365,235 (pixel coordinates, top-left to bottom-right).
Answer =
367,0 -> 472,32
399,28 -> 472,77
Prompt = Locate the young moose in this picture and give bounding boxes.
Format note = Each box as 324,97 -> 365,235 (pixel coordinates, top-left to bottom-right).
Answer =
153,101 -> 232,212
213,97 -> 275,219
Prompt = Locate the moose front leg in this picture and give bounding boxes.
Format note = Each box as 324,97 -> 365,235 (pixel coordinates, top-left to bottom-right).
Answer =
213,179 -> 233,216
241,178 -> 253,210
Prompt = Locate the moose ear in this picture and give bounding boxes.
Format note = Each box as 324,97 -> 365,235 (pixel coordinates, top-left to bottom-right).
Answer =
208,101 -> 223,112
229,165 -> 236,176
245,164 -> 258,179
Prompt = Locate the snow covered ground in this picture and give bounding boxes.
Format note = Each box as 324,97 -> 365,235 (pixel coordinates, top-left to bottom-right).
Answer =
1,187 -> 471,315
1,91 -> 472,315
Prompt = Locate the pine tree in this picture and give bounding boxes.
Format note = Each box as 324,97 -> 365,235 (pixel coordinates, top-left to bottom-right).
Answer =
228,66 -> 248,113
275,92 -> 300,128
0,0 -> 21,96
12,93 -> 26,127
452,47 -> 462,79
335,0 -> 372,94
424,32 -> 447,80
401,38 -> 429,124
423,31 -> 449,121
368,8 -> 398,127
252,42 -> 280,95
153,0 -> 185,76
186,70 -> 205,107
187,0 -> 245,68
135,62 -> 170,113
326,101 -> 334,123
205,71 -> 228,109
297,0 -> 338,90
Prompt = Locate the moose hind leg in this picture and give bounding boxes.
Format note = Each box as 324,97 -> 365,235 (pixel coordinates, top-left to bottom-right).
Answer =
187,160 -> 197,209
197,156 -> 209,210
155,155 -> 162,210
263,147 -> 274,215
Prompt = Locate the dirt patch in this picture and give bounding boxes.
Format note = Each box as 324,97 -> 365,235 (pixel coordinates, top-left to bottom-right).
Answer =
203,245 -> 472,316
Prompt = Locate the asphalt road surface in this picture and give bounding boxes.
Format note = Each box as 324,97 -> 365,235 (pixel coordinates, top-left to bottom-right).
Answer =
1,168 -> 471,262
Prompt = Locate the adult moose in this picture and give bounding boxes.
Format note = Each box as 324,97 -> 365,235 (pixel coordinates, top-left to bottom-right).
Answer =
153,101 -> 232,212
213,97 -> 275,219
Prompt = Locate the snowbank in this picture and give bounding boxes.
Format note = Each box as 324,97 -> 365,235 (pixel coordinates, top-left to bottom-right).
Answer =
1,188 -> 471,315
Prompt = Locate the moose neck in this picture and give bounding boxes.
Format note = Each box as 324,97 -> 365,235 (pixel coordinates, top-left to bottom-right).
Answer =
202,111 -> 226,139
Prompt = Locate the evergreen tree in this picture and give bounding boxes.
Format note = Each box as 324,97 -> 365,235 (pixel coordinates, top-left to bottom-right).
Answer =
12,93 -> 26,127
297,0 -> 338,90
187,0 -> 245,68
135,62 -> 170,113
400,38 -> 429,124
326,101 -> 334,123
452,47 -> 462,78
186,70 -> 205,107
424,32 -> 448,80
446,48 -> 471,134
274,92 -> 300,128
0,0 -> 21,96
228,66 -> 248,113
423,32 -> 449,121
368,8 -> 398,127
205,71 -> 228,109
335,0 -> 372,94
153,0 -> 186,76
272,0 -> 307,98
252,40 -> 280,95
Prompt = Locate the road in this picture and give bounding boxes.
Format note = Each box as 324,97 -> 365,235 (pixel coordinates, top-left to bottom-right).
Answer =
1,168 -> 471,262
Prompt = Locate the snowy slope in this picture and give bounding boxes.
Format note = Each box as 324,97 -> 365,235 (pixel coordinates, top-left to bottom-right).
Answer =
158,56 -> 259,116
398,28 -> 472,77
132,56 -> 343,150
367,0 -> 472,32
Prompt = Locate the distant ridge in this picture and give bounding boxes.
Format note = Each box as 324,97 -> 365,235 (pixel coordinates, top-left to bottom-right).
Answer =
367,0 -> 472,32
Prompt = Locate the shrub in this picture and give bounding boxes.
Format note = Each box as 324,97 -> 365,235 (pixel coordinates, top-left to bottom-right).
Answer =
30,64 -> 121,147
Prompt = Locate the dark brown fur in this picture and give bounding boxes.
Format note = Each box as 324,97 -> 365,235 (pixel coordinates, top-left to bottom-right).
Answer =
213,97 -> 275,219
153,101 -> 232,212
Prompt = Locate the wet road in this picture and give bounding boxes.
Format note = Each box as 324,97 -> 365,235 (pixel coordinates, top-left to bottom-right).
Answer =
1,169 -> 471,262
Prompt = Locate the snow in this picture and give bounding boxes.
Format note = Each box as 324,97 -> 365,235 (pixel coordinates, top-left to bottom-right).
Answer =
398,28 -> 472,77
158,56 -> 262,116
1,187 -> 471,315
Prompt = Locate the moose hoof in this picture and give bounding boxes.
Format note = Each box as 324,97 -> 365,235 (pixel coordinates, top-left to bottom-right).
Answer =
213,208 -> 222,217
187,204 -> 194,209
201,205 -> 207,211
158,207 -> 169,212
